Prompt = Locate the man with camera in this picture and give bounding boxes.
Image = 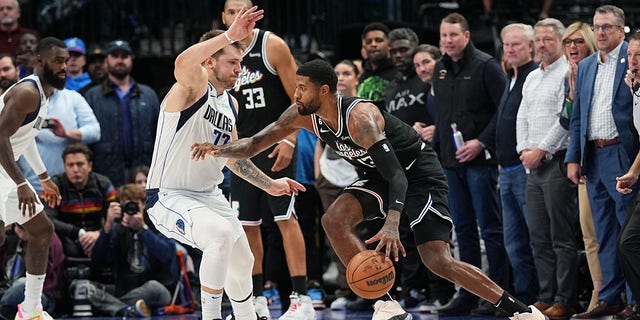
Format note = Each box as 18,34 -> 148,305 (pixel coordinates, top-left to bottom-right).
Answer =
88,183 -> 176,317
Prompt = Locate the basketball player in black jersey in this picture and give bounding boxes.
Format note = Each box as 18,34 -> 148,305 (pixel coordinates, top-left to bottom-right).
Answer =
222,1 -> 314,319
192,59 -> 546,320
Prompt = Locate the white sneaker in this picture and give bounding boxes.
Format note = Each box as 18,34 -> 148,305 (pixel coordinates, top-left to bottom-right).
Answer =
372,300 -> 413,320
278,293 -> 316,320
330,297 -> 350,310
417,298 -> 448,313
509,305 -> 548,320
14,304 -> 53,320
255,296 -> 271,320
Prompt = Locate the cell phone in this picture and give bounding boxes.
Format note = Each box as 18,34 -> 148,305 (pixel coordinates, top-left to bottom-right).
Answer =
41,119 -> 56,129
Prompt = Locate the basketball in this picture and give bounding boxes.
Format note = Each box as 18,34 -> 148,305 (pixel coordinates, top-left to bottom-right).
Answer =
346,250 -> 396,299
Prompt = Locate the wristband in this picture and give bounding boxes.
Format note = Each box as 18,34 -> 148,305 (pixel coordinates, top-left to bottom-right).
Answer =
40,176 -> 51,183
279,139 -> 296,148
223,31 -> 236,44
16,181 -> 28,188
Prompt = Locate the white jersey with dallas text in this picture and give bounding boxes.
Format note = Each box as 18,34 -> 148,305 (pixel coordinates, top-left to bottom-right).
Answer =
147,82 -> 235,192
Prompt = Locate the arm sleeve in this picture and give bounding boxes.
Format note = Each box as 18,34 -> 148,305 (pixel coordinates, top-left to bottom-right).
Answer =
22,140 -> 46,175
368,139 -> 408,212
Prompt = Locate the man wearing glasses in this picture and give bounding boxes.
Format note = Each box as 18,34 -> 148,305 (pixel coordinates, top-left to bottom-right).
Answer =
565,5 -> 637,319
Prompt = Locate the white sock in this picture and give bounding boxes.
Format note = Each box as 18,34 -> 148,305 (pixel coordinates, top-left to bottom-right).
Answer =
23,273 -> 45,313
231,295 -> 255,319
201,290 -> 223,320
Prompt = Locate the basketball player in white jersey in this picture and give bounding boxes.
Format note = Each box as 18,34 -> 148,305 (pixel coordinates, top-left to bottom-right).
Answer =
0,37 -> 66,320
145,7 -> 303,320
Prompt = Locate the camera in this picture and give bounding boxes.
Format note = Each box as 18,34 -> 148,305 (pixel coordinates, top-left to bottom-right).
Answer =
40,119 -> 55,129
121,200 -> 139,215
65,257 -> 93,317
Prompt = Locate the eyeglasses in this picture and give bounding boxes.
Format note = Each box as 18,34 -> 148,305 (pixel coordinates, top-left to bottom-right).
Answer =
592,24 -> 621,32
563,38 -> 586,47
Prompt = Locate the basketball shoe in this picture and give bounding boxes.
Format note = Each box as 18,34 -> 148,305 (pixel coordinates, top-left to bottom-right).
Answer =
509,305 -> 548,320
225,296 -> 270,320
372,300 -> 413,320
278,292 -> 316,320
14,304 -> 53,320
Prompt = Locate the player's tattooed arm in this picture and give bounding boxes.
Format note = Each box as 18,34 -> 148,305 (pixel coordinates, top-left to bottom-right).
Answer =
216,104 -> 308,158
228,158 -> 271,190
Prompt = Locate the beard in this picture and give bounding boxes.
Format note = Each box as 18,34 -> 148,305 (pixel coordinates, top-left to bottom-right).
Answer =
296,97 -> 320,116
0,77 -> 16,90
43,62 -> 66,89
107,64 -> 132,80
213,69 -> 237,89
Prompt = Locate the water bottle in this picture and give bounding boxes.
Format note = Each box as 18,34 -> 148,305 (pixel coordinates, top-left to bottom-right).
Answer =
451,123 -> 464,150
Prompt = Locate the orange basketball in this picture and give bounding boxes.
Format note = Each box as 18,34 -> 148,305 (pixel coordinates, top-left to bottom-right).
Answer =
346,250 -> 396,299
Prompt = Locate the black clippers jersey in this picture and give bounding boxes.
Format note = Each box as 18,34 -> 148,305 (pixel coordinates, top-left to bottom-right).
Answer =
230,29 -> 291,138
310,96 -> 423,173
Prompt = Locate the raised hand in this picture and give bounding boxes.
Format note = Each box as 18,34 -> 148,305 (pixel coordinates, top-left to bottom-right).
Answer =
226,6 -> 264,43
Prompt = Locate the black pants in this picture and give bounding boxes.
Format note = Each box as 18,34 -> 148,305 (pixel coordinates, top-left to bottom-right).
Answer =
618,195 -> 640,300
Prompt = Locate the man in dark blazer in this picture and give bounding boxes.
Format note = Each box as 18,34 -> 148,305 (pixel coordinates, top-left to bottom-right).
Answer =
565,5 -> 638,319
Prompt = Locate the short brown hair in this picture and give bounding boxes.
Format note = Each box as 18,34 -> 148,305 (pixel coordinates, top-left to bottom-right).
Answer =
62,143 -> 92,162
199,29 -> 245,58
629,31 -> 640,43
442,13 -> 469,32
117,183 -> 146,202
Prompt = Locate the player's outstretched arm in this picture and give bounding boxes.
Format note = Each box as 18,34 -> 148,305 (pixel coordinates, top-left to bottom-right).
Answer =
191,104 -> 310,160
227,158 -> 305,196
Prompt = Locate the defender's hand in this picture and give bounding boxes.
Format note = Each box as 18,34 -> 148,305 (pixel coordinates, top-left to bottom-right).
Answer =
268,143 -> 294,172
191,142 -> 219,160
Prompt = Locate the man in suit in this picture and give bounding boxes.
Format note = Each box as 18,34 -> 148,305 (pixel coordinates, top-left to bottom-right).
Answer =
565,5 -> 638,319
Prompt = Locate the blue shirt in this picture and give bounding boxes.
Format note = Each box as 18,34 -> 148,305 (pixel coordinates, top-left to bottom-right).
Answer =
18,89 -> 101,192
65,72 -> 91,91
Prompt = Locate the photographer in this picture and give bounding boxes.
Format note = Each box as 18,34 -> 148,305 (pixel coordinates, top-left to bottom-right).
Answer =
88,184 -> 176,317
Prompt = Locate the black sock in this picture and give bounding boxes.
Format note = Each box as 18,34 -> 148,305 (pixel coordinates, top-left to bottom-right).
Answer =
291,276 -> 307,295
494,291 -> 530,315
252,274 -> 264,296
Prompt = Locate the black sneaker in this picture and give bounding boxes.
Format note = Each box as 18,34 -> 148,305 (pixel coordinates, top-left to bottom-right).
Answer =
345,297 -> 374,311
436,297 -> 475,316
471,300 -> 498,316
